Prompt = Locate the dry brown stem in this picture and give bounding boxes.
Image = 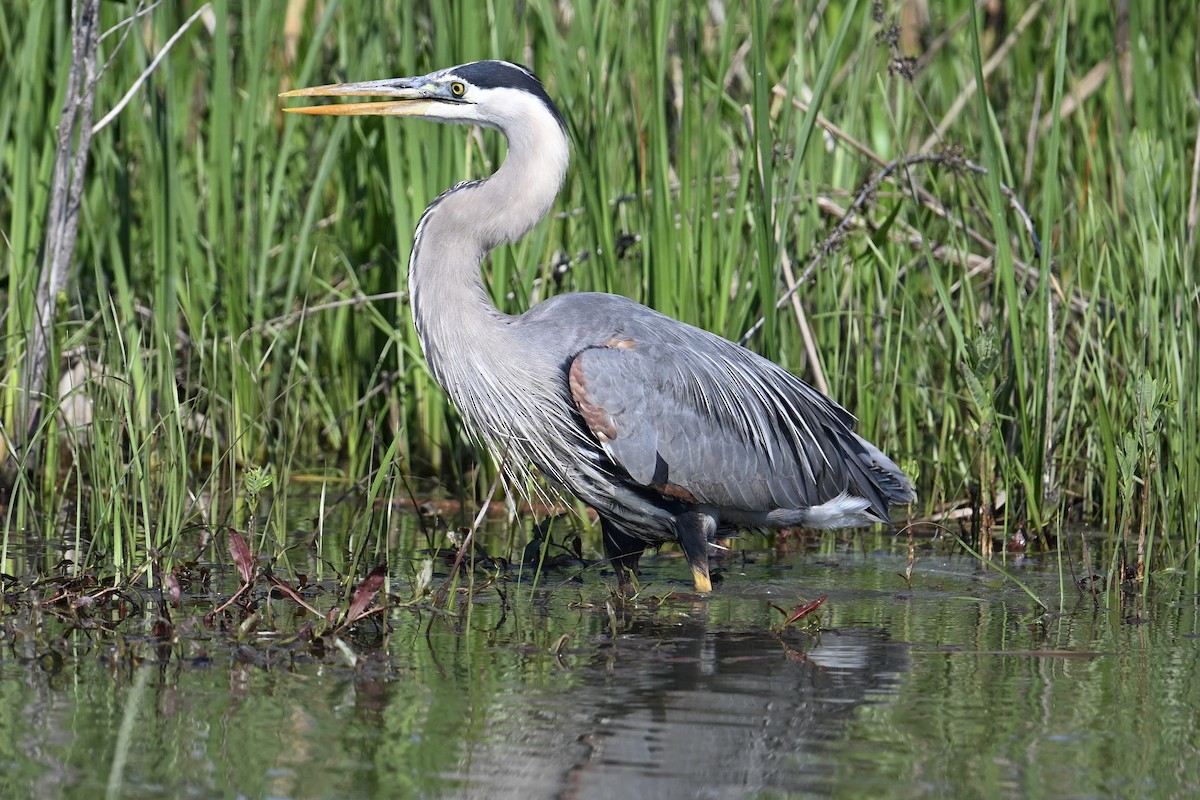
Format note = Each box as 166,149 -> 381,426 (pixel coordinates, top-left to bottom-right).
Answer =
15,0 -> 102,477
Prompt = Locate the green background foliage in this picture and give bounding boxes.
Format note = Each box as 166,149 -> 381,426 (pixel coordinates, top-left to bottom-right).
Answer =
1,0 -> 1196,583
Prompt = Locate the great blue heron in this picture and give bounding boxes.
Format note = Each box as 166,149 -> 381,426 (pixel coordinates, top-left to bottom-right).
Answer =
282,60 -> 914,593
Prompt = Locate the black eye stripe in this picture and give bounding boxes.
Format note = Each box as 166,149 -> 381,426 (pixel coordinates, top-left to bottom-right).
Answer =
450,61 -> 565,132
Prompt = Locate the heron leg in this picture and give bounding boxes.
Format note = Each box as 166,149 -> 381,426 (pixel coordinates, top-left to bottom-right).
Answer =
601,518 -> 644,595
676,510 -> 716,593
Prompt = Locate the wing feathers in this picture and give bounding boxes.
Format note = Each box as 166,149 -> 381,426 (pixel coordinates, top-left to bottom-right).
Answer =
567,332 -> 901,517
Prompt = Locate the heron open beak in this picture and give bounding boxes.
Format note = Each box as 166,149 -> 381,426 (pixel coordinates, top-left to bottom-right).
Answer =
280,78 -> 439,117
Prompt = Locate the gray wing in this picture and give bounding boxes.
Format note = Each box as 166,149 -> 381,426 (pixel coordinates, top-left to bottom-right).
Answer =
567,330 -> 908,517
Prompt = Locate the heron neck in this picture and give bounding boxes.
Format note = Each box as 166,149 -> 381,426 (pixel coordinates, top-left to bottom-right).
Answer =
408,116 -> 569,380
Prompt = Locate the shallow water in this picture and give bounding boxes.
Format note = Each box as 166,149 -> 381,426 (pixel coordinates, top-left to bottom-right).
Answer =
1,534 -> 1197,799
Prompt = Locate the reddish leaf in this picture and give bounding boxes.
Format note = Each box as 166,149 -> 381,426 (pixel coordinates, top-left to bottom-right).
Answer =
345,563 -> 387,624
784,595 -> 827,626
266,573 -> 323,616
227,528 -> 254,585
266,574 -> 304,603
165,570 -> 181,608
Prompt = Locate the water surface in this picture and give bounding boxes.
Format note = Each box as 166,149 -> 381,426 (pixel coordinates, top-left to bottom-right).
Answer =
1,534 -> 1197,798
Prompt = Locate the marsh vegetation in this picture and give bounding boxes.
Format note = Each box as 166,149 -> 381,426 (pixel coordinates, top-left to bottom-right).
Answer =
5,0 -> 1196,593
2,2 -> 1199,796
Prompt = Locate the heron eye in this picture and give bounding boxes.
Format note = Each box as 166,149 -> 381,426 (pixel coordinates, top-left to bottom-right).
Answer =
450,81 -> 466,97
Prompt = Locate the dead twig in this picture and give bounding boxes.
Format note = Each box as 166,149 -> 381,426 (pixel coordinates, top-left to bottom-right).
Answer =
920,0 -> 1046,152
92,3 -> 213,135
738,149 -> 1042,345
17,0 -> 102,474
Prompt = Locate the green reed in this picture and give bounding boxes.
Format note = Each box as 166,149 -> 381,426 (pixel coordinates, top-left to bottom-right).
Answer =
0,0 -> 1196,593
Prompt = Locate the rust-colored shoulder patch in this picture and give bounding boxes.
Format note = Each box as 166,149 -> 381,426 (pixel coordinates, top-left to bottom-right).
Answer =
569,355 -> 617,442
654,481 -> 699,503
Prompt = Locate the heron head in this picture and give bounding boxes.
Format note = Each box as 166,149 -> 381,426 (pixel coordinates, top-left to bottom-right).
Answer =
280,60 -> 565,135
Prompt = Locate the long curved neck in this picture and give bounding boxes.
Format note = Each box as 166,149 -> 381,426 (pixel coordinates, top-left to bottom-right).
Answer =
408,112 -> 569,395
